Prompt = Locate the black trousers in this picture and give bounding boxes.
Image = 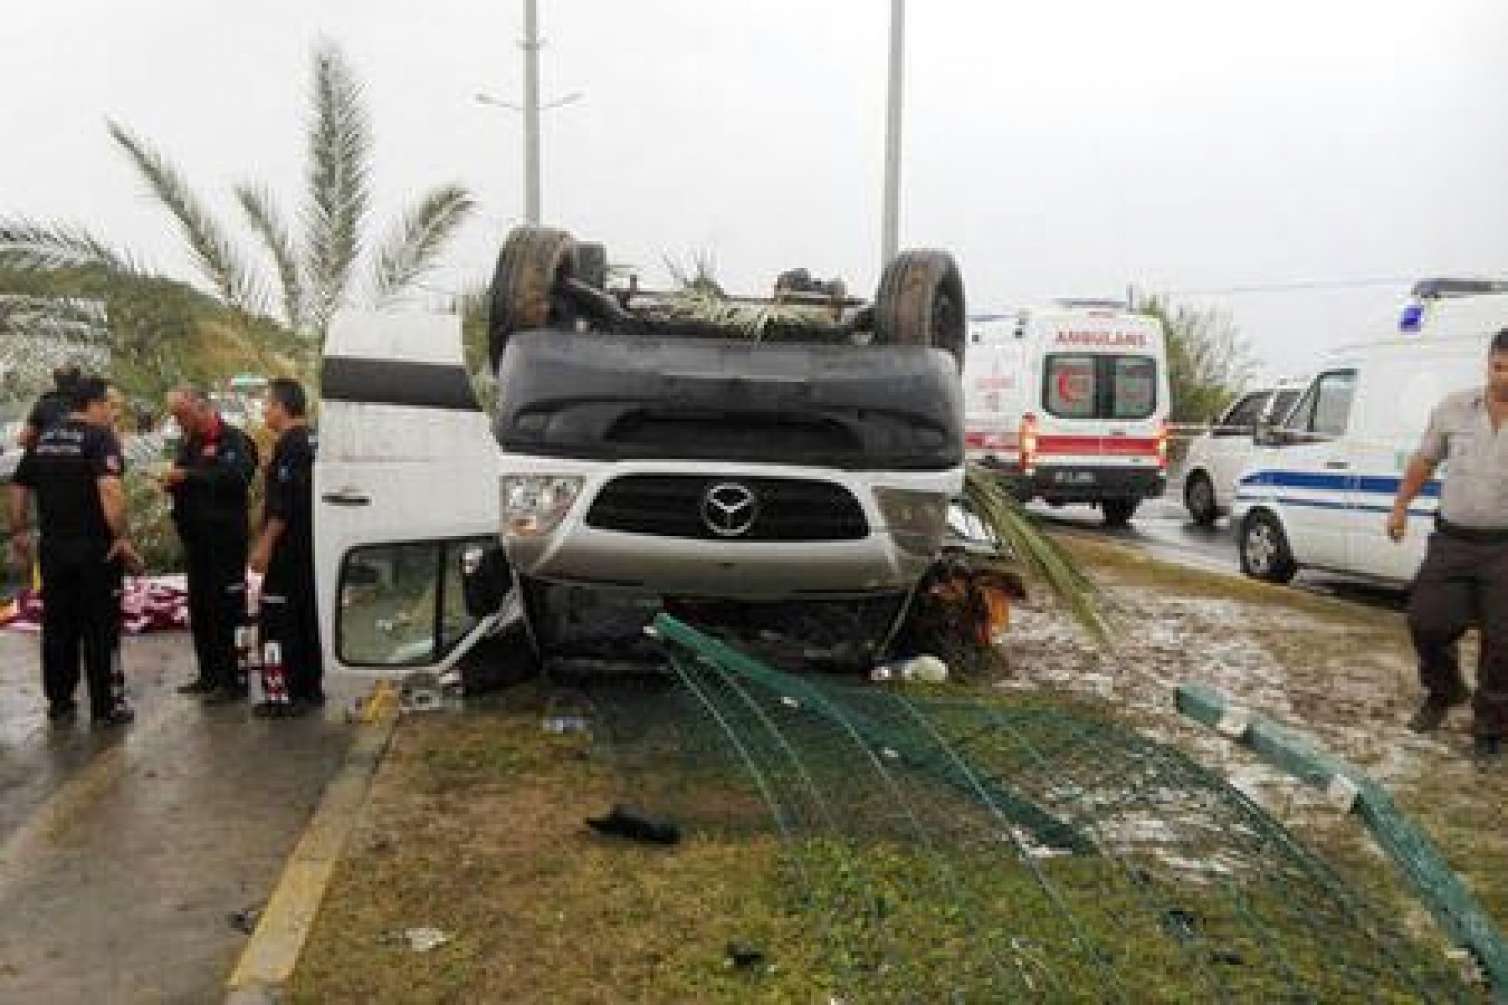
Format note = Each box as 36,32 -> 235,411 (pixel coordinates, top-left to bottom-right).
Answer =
260,546 -> 322,701
1409,531 -> 1508,736
182,528 -> 248,690
39,541 -> 123,719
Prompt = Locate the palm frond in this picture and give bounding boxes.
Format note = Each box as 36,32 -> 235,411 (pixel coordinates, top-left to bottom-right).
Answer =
664,250 -> 724,296
370,183 -> 475,304
962,464 -> 1112,645
0,216 -> 136,274
106,119 -> 263,313
235,184 -> 304,332
303,42 -> 371,334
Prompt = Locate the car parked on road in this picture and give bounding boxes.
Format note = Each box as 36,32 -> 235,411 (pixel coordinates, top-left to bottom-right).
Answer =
1180,378 -> 1307,526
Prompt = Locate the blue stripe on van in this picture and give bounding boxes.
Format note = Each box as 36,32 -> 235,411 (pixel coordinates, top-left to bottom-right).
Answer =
1237,470 -> 1441,498
1232,494 -> 1434,517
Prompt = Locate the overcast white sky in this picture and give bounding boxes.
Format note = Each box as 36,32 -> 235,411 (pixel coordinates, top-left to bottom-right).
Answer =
4,1 -> 1506,376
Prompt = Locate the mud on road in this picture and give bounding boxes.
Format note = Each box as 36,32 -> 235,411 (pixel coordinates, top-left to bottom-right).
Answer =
1011,535 -> 1508,932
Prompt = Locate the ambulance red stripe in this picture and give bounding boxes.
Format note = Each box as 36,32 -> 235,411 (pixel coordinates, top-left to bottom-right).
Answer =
964,431 -> 1019,450
1036,435 -> 1160,456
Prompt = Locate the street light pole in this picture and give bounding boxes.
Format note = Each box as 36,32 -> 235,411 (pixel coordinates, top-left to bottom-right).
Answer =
522,0 -> 542,225
880,0 -> 905,268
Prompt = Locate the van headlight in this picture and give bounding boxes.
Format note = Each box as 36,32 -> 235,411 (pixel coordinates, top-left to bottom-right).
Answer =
874,487 -> 951,556
501,475 -> 585,538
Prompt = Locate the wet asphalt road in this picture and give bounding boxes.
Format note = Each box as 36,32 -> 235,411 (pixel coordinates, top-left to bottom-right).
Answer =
0,630 -> 360,1004
1031,485 -> 1411,614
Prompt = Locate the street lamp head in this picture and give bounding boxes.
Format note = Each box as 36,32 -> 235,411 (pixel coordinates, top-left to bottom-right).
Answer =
475,92 -> 523,112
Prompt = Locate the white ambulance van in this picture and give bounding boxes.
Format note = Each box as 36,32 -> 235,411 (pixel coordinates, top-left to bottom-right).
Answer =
1232,279 -> 1508,586
964,301 -> 1171,525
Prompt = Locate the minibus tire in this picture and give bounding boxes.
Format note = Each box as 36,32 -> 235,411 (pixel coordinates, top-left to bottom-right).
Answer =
488,226 -> 578,372
873,249 -> 966,369
1240,511 -> 1298,584
574,241 -> 609,291
1184,472 -> 1218,526
1102,498 -> 1138,527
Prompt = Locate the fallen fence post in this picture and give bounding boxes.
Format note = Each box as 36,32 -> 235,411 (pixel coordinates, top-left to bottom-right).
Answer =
1176,681 -> 1508,1001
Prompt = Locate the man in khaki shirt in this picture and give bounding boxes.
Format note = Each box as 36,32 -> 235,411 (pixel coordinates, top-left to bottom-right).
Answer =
1388,328 -> 1508,762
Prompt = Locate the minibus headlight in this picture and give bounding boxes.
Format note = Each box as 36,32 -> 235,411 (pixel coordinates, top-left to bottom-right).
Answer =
875,487 -> 951,556
501,475 -> 584,538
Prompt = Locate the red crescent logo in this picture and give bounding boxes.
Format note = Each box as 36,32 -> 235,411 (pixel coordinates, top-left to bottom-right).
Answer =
1057,371 -> 1086,402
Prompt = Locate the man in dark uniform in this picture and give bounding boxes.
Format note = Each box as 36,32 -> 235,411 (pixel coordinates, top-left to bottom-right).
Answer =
18,364 -> 82,450
1389,328 -> 1508,762
7,376 -> 139,726
158,386 -> 257,703
250,378 -> 322,716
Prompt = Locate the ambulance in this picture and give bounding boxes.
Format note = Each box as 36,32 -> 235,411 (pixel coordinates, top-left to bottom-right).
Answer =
963,301 -> 1171,525
1232,278 -> 1508,586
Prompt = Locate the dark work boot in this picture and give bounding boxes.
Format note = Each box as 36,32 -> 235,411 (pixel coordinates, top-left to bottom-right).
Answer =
1408,688 -> 1470,733
177,678 -> 215,695
46,700 -> 78,723
1473,735 -> 1503,765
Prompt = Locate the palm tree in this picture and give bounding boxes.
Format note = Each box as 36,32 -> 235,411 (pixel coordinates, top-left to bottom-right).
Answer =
0,42 -> 474,358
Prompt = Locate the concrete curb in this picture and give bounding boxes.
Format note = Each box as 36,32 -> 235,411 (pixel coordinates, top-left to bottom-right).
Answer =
225,689 -> 398,1003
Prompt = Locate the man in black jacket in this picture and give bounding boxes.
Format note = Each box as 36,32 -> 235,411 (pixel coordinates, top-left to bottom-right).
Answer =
250,378 -> 322,716
18,365 -> 82,451
8,376 -> 139,726
158,386 -> 257,703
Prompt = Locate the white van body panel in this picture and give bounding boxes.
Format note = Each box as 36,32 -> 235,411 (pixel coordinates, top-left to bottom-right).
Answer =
963,306 -> 1170,507
314,311 -> 501,676
1233,332 -> 1492,585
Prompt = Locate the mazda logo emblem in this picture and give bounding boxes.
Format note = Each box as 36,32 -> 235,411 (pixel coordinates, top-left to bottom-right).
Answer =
701,482 -> 758,537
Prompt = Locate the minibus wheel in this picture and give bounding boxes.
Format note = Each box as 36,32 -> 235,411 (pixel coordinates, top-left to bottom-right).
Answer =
488,226 -> 580,372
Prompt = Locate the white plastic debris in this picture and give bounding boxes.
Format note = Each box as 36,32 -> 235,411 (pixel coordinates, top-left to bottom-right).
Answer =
869,655 -> 949,683
1324,773 -> 1360,813
404,927 -> 452,953
399,671 -> 450,714
542,714 -> 590,734
1214,706 -> 1251,739
1445,947 -> 1487,986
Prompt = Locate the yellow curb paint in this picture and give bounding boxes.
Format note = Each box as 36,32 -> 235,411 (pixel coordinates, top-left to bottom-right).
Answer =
225,693 -> 397,999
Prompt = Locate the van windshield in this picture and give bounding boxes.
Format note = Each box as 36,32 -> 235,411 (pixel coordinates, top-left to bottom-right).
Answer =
1044,354 -> 1158,421
1269,389 -> 1301,424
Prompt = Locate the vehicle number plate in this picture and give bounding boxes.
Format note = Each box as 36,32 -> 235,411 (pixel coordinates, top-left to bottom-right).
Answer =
1053,471 -> 1096,485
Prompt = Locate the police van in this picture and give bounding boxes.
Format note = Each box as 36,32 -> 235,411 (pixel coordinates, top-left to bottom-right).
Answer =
1232,279 -> 1508,586
963,301 -> 1171,526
